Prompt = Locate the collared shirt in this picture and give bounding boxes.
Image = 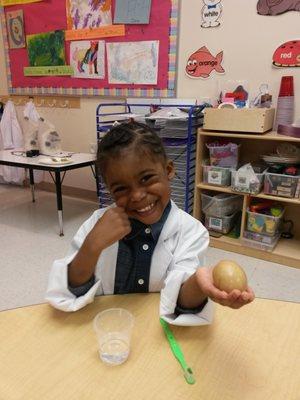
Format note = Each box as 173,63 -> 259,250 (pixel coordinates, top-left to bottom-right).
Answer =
68,202 -> 171,297
114,201 -> 171,294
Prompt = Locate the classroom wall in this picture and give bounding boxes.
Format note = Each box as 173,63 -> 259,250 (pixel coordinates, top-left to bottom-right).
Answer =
0,0 -> 300,193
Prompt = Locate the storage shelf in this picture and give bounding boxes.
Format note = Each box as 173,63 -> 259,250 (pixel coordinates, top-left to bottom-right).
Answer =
209,235 -> 300,269
194,127 -> 300,269
199,129 -> 300,142
197,183 -> 300,205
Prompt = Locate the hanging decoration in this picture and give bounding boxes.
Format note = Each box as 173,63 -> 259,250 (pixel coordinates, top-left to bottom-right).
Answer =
201,0 -> 222,28
6,9 -> 25,49
70,40 -> 105,79
185,46 -> 225,79
272,40 -> 300,67
257,0 -> 300,15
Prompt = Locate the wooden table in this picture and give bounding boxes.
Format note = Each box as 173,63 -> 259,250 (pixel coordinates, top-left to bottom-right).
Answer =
0,294 -> 299,400
0,150 -> 96,235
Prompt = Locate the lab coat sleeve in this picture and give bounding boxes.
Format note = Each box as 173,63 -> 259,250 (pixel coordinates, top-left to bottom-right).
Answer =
45,210 -> 104,312
160,217 -> 214,326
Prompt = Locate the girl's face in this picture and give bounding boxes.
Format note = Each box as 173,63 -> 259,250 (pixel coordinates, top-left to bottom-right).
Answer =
104,149 -> 175,225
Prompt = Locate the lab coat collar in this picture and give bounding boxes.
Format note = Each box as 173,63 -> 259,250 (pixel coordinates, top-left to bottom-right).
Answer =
159,200 -> 181,242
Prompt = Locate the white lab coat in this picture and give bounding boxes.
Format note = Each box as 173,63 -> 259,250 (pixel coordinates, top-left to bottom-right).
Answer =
23,100 -> 44,183
45,201 -> 214,326
0,100 -> 24,184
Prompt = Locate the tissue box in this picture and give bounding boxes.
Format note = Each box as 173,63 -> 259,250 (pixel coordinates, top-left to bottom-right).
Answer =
203,108 -> 275,133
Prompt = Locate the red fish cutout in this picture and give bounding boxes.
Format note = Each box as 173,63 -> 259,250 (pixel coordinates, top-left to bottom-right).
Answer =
186,46 -> 225,78
273,40 -> 300,67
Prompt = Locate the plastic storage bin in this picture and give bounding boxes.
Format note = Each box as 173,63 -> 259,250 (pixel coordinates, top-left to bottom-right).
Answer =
246,208 -> 284,236
242,232 -> 280,252
201,193 -> 243,217
264,172 -> 300,198
205,212 -> 239,234
231,166 -> 267,194
202,162 -> 233,186
206,142 -> 240,168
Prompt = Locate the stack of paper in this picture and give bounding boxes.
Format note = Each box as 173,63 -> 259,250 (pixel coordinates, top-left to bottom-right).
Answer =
164,140 -> 196,213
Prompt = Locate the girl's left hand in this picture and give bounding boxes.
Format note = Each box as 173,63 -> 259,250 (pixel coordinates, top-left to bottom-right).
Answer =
195,267 -> 255,309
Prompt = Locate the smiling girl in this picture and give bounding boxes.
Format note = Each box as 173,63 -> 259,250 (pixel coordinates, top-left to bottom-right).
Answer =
46,121 -> 254,325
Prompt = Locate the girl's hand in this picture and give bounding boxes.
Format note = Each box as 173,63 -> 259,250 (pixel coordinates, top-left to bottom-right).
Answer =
88,207 -> 132,252
195,267 -> 255,309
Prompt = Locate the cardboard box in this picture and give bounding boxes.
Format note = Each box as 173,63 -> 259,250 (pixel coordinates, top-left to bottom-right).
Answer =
203,108 -> 275,133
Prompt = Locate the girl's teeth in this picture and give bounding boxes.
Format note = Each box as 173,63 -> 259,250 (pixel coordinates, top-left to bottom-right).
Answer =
137,203 -> 154,213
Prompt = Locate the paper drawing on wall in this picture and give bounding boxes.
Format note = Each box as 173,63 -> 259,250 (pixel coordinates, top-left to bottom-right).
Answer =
185,46 -> 225,79
70,40 -> 105,78
201,0 -> 222,28
257,0 -> 300,15
6,9 -> 25,49
66,0 -> 112,30
272,40 -> 300,67
114,0 -> 152,24
26,30 -> 65,67
107,41 -> 159,84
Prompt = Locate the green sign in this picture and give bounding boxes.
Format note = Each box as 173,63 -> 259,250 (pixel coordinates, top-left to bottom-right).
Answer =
24,65 -> 73,76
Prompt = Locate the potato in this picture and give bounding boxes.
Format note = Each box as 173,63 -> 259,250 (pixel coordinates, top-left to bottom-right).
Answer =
212,260 -> 247,293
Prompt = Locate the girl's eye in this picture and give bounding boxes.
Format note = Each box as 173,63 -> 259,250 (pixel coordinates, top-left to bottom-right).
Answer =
113,186 -> 127,194
141,174 -> 156,183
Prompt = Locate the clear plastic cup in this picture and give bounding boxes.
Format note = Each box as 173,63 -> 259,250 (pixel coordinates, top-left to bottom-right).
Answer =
93,308 -> 134,366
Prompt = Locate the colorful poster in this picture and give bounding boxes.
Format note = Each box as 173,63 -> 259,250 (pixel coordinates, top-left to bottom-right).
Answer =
70,40 -> 105,78
114,0 -> 152,24
26,30 -> 65,67
257,0 -> 300,15
6,9 -> 25,49
272,40 -> 300,67
185,46 -> 225,79
66,0 -> 112,30
201,0 -> 222,28
107,40 -> 159,85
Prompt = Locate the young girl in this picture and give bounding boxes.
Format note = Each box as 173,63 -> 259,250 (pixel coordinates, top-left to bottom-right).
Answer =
45,121 -> 254,325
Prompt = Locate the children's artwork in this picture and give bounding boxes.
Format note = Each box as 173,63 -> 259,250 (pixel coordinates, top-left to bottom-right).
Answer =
185,46 -> 225,79
1,0 -> 178,97
201,0 -> 222,28
6,9 -> 25,49
272,40 -> 300,67
26,30 -> 65,67
107,41 -> 159,85
114,0 -> 152,24
70,40 -> 105,79
257,0 -> 300,15
66,0 -> 112,30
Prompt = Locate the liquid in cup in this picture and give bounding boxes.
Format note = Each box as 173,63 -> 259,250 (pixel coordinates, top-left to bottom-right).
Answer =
93,308 -> 134,366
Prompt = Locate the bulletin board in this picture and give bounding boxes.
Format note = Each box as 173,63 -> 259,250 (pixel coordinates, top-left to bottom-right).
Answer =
0,0 -> 178,97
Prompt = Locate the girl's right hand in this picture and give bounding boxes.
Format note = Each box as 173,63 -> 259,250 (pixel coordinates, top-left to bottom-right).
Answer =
88,207 -> 132,252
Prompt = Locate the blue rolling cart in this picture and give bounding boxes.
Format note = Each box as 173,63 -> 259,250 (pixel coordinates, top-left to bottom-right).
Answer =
95,102 -> 205,214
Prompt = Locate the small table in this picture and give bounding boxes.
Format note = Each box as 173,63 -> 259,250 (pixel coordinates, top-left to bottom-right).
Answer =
0,294 -> 299,400
0,150 -> 96,235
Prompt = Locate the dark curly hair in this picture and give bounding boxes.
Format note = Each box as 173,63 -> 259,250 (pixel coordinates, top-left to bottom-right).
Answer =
97,121 -> 167,180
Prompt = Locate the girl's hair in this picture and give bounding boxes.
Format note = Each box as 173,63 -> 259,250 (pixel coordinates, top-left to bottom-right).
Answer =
97,121 -> 167,178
